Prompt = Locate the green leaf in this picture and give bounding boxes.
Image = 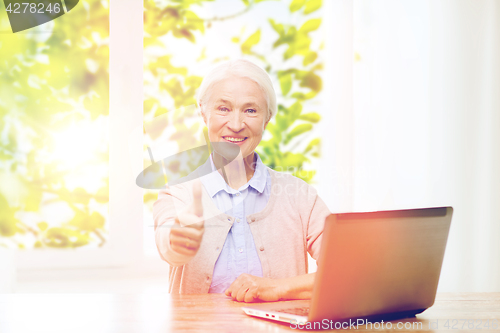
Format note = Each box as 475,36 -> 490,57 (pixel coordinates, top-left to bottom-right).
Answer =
299,18 -> 322,34
278,104 -> 288,114
37,222 -> 49,232
173,28 -> 196,43
90,212 -> 106,230
290,0 -> 306,12
268,19 -> 284,36
44,227 -> 70,248
185,75 -> 203,88
154,106 -> 169,118
241,0 -> 249,5
266,123 -> 282,143
241,29 -> 261,54
305,91 -> 318,99
288,101 -> 303,122
300,72 -> 322,92
276,114 -> 289,131
291,92 -> 306,100
0,219 -> 17,237
303,51 -> 317,66
279,74 -> 292,96
304,138 -> 320,153
293,169 -> 316,182
184,10 -> 205,33
304,0 -> 322,14
286,123 -> 313,143
299,112 -> 321,123
43,227 -> 91,248
282,152 -> 308,168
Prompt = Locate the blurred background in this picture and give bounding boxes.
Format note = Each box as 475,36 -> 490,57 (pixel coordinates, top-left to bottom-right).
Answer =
0,0 -> 498,294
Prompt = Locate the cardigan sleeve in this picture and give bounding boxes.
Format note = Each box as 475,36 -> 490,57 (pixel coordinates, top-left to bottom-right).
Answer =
304,185 -> 331,260
153,185 -> 193,267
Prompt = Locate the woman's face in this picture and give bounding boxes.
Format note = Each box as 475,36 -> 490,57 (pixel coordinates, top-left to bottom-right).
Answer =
202,76 -> 269,159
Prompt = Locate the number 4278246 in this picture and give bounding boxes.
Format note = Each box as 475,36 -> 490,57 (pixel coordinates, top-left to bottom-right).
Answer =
5,2 -> 61,14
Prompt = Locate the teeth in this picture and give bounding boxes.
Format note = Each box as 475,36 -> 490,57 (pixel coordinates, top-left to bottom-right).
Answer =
224,137 -> 246,142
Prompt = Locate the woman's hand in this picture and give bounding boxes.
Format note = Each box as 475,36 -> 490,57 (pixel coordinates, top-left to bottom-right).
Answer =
169,180 -> 204,257
224,273 -> 285,302
225,273 -> 316,303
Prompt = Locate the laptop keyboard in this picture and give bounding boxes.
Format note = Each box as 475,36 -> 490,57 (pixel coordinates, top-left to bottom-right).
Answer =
273,307 -> 310,316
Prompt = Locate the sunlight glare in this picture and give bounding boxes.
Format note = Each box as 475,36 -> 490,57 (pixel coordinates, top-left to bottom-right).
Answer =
52,119 -> 106,170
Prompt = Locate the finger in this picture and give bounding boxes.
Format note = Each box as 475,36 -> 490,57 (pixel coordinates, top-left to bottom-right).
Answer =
231,280 -> 247,300
192,180 -> 203,218
236,286 -> 249,302
225,277 -> 240,297
170,233 -> 202,251
173,216 -> 180,225
170,234 -> 199,249
244,286 -> 258,303
170,225 -> 204,242
170,242 -> 198,256
169,234 -> 198,253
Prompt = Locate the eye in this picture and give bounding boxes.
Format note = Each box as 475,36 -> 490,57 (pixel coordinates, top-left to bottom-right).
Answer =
218,106 -> 230,112
245,109 -> 257,113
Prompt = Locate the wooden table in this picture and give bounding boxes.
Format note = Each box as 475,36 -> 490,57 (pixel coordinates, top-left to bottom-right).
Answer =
0,293 -> 498,332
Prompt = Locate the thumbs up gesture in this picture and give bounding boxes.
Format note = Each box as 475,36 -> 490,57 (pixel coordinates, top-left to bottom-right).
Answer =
169,180 -> 205,257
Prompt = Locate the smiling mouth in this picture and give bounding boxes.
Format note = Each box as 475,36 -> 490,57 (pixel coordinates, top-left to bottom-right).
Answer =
222,136 -> 247,143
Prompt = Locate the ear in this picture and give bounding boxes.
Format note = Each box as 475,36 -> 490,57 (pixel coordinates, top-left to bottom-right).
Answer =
199,102 -> 208,125
263,113 -> 271,130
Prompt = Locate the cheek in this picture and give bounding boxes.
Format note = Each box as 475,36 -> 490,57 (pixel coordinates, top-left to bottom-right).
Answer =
252,120 -> 267,135
207,116 -> 224,132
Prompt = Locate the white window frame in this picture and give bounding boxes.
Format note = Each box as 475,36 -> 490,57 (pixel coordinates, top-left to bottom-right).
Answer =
317,0 -> 354,213
16,0 -> 145,272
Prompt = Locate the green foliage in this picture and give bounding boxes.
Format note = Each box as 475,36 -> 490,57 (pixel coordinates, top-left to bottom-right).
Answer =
0,194 -> 18,237
0,0 -> 109,248
143,0 -> 323,191
290,0 -> 321,14
241,29 -> 261,54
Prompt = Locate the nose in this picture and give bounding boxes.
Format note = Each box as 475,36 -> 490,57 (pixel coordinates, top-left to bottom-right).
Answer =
227,111 -> 244,132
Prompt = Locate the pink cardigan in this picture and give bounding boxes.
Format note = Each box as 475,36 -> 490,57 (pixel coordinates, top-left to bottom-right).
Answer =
153,167 -> 331,294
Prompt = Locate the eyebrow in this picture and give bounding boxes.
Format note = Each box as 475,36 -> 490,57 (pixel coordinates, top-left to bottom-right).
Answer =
215,99 -> 232,105
242,102 -> 259,108
214,99 -> 261,109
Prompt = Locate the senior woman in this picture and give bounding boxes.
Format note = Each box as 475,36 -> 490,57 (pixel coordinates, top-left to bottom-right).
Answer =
153,59 -> 331,302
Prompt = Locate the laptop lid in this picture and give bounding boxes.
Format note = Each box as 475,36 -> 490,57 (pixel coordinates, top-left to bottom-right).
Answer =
309,206 -> 453,322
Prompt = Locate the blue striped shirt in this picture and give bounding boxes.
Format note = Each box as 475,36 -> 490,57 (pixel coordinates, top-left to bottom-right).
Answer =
199,152 -> 271,293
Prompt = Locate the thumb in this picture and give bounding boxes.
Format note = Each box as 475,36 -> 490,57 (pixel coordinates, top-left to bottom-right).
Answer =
173,216 -> 180,226
192,179 -> 203,218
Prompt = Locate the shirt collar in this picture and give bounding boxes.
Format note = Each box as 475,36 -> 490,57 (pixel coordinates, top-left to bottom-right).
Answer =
199,152 -> 267,198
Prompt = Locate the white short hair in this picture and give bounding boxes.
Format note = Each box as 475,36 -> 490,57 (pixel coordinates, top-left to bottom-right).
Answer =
196,59 -> 277,122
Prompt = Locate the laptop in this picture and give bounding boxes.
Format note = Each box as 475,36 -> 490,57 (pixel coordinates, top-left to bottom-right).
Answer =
242,206 -> 453,326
